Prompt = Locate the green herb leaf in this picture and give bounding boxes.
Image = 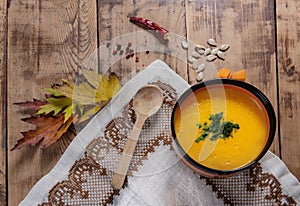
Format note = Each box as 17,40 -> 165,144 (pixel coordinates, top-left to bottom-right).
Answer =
195,112 -> 240,142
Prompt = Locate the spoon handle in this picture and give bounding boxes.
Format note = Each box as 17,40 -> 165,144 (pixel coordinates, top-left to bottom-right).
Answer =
111,115 -> 146,189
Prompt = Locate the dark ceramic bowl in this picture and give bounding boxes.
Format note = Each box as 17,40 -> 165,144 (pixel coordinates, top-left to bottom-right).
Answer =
171,79 -> 276,178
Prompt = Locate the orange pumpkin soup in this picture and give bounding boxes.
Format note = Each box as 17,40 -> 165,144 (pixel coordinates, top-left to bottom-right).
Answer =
174,85 -> 269,171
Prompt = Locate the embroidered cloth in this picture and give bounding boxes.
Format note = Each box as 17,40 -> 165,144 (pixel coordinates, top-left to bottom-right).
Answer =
21,60 -> 300,206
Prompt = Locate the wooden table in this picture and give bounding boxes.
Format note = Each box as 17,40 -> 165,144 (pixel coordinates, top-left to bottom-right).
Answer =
1,0 -> 299,205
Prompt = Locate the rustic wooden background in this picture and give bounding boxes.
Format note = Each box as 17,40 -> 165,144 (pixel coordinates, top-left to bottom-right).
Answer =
0,0 -> 299,205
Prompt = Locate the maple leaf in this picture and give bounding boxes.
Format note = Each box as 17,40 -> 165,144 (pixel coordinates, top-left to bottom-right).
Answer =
77,105 -> 105,124
37,97 -> 73,122
11,113 -> 74,150
14,99 -> 47,112
82,69 -> 121,100
13,69 -> 121,150
73,81 -> 106,105
50,80 -> 105,105
63,104 -> 75,123
107,73 -> 121,97
82,74 -> 119,107
81,68 -> 104,88
50,69 -> 121,106
47,80 -> 74,99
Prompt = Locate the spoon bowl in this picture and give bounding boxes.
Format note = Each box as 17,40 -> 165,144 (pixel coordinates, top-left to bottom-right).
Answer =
133,85 -> 164,116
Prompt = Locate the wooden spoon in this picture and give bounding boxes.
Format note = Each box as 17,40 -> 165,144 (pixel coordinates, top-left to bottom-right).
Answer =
111,85 -> 163,189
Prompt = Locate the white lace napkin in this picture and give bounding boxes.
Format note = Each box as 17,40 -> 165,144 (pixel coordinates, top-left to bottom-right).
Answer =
20,60 -> 300,206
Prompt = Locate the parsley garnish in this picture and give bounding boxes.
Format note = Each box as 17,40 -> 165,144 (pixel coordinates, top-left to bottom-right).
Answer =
195,112 -> 240,143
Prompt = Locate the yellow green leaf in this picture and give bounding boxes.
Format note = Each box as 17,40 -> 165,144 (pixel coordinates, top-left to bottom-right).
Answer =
51,80 -> 75,99
45,88 -> 64,97
81,68 -> 120,99
47,71 -> 120,108
63,104 -> 74,123
73,82 -> 108,105
37,97 -> 72,116
95,75 -> 110,100
77,106 -> 102,123
81,68 -> 104,88
107,73 -> 121,97
95,73 -> 120,102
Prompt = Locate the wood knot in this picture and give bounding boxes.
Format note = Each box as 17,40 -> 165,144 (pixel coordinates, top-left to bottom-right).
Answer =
286,64 -> 296,77
284,58 -> 298,82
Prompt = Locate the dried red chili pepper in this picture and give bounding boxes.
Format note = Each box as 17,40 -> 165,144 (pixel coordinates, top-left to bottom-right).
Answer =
129,16 -> 170,41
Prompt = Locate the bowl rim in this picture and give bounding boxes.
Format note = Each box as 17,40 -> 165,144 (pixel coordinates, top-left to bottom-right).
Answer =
171,78 -> 276,175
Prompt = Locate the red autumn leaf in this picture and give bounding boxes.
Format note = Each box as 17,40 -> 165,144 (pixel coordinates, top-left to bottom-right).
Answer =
11,113 -> 74,150
14,98 -> 47,112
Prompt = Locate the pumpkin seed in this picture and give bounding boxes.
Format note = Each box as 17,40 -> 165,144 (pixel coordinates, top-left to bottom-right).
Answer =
204,48 -> 211,56
188,56 -> 196,63
181,41 -> 189,50
197,63 -> 205,72
192,51 -> 201,59
192,61 -> 199,70
196,48 -> 205,55
211,48 -> 219,55
196,72 -> 204,82
219,44 -> 230,51
217,51 -> 225,60
206,54 -> 217,62
207,39 -> 217,47
195,44 -> 206,51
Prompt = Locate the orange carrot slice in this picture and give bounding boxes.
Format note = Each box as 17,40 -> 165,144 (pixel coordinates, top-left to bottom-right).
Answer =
215,68 -> 231,78
230,69 -> 246,81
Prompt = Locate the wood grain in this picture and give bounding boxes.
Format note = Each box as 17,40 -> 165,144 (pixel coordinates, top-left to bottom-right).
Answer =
98,0 -> 188,85
276,0 -> 300,180
1,1 -> 300,205
131,0 -> 188,81
97,0 -> 126,78
7,0 -> 97,205
0,0 -> 7,204
185,0 -> 280,155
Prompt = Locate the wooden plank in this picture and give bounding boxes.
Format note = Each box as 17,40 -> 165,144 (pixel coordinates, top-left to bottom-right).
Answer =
185,0 -> 280,155
130,0 -> 188,81
98,0 -> 188,85
276,0 -> 300,180
7,0 -> 98,205
0,0 -> 7,205
97,0 -> 127,79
